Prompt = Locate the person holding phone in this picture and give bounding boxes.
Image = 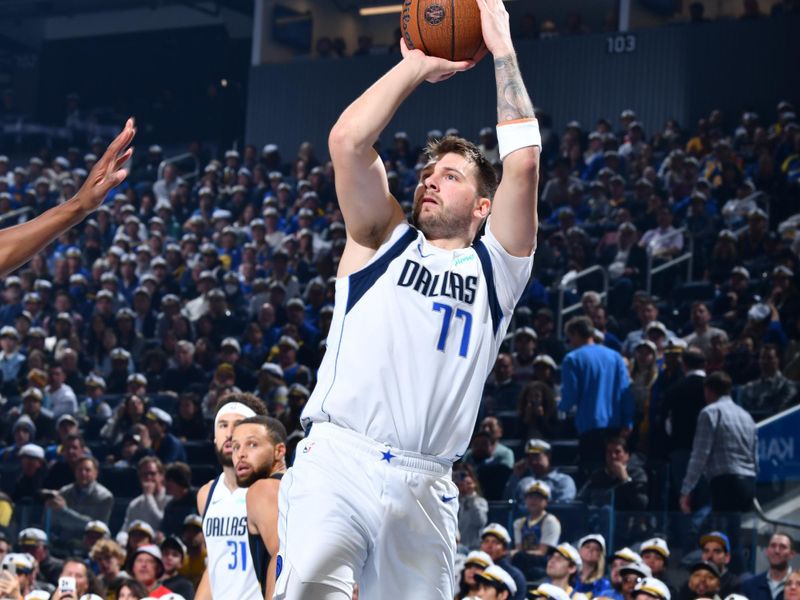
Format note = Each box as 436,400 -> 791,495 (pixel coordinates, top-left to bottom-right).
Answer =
0,553 -> 35,599
46,558 -> 101,600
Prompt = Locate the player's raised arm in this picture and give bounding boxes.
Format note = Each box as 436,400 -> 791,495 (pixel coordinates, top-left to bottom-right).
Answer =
329,41 -> 474,274
477,0 -> 540,257
0,119 -> 135,277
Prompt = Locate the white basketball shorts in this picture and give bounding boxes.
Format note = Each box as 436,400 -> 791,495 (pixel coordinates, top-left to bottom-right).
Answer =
274,422 -> 459,599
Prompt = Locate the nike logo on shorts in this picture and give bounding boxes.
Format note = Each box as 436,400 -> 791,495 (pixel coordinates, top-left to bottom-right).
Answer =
441,494 -> 457,503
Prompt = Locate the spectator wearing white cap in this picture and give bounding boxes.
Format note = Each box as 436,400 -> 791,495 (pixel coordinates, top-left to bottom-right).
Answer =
575,535 -> 612,598
475,564 -> 519,600
530,582 -> 573,600
456,550 -> 493,599
82,520 -> 110,557
179,515 -> 206,588
0,553 -> 36,598
602,547 -> 644,599
510,481 -> 560,580
620,300 -> 675,358
219,337 -> 257,391
542,543 -> 583,597
634,577 -> 671,600
639,538 -> 675,597
12,444 -> 47,503
479,524 -> 527,600
145,408 -> 186,464
505,439 -> 577,505
117,457 -> 171,547
0,326 -> 25,394
275,335 -> 311,386
617,562 -> 653,600
18,528 -> 63,586
511,327 -> 539,383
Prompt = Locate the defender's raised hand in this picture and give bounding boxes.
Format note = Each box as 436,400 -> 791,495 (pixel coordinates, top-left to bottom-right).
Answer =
74,118 -> 136,212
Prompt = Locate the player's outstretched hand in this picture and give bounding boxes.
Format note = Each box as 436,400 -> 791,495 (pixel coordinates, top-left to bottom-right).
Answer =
400,38 -> 475,83
73,118 -> 136,213
476,0 -> 514,57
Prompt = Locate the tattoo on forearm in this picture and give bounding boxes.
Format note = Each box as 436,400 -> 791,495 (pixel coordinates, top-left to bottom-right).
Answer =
494,55 -> 535,122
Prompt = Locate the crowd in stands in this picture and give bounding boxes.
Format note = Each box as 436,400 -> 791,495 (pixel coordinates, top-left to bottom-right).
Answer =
0,92 -> 797,600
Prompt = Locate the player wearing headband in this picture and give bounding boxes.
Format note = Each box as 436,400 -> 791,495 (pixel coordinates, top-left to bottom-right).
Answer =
194,393 -> 267,600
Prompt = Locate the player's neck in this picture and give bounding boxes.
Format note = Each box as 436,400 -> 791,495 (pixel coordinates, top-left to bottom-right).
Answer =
271,461 -> 287,475
427,235 -> 472,251
222,466 -> 238,490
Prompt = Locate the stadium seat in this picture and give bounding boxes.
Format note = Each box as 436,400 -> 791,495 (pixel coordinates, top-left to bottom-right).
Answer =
184,441 -> 216,464
99,466 -> 141,497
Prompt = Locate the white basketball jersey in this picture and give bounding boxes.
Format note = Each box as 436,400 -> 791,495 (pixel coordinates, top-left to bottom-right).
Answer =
202,476 -> 262,600
301,220 -> 533,460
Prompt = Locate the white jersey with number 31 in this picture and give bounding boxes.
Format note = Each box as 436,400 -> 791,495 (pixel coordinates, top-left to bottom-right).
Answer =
202,476 -> 262,600
301,220 -> 534,461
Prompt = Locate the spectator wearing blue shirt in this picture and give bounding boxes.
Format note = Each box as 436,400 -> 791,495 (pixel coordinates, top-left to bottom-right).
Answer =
0,326 -> 26,394
0,276 -> 23,326
575,534 -> 612,598
504,439 -> 577,505
559,316 -> 633,472
144,408 -> 186,464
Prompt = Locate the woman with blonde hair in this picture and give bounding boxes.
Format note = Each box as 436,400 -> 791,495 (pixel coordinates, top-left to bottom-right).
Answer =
574,534 -> 610,598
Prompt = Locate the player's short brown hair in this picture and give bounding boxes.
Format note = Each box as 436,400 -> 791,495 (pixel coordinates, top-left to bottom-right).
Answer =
234,415 -> 287,446
425,136 -> 498,200
214,391 -> 268,417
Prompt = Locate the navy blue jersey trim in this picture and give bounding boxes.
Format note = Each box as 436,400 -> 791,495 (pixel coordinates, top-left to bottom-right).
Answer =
474,241 -> 502,334
346,227 -> 417,314
201,475 -> 220,520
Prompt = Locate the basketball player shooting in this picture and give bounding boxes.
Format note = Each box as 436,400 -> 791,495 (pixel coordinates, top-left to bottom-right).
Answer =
0,119 -> 135,277
274,0 -> 540,598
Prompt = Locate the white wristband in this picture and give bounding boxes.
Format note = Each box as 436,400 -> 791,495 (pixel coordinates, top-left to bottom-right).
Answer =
496,118 -> 541,161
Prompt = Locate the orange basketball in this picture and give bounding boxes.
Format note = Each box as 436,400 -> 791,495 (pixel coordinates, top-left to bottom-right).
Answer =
401,0 -> 485,62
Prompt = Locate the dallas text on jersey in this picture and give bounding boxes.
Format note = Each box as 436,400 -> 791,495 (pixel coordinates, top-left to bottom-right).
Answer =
204,515 -> 248,537
397,259 -> 478,304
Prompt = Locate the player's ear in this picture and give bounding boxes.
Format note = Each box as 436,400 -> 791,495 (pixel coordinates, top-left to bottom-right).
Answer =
475,197 -> 491,219
275,443 -> 287,462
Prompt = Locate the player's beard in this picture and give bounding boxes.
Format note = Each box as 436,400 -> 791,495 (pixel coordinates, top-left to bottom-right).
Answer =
215,444 -> 233,468
236,458 -> 273,488
412,197 -> 474,240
